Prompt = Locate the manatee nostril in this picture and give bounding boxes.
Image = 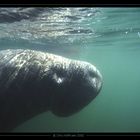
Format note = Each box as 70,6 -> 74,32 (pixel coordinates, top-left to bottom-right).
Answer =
89,71 -> 96,78
88,67 -> 99,80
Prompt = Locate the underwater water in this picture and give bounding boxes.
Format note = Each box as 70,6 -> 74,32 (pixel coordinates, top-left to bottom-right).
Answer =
0,7 -> 140,132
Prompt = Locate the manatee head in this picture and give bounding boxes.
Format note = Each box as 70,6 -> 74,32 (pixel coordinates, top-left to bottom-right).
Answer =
0,49 -> 103,131
47,58 -> 103,117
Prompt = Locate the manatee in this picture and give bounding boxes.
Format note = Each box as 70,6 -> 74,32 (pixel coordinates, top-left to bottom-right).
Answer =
0,49 -> 102,132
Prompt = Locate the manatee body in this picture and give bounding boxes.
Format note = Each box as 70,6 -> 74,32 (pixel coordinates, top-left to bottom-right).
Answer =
0,49 -> 102,132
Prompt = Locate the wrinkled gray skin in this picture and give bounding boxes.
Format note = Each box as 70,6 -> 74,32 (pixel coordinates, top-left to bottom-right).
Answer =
0,49 -> 103,132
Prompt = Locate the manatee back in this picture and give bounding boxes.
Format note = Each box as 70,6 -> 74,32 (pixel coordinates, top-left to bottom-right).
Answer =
0,49 -> 51,132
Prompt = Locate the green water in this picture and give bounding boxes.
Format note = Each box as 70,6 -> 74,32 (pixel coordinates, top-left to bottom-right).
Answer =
0,7 -> 140,132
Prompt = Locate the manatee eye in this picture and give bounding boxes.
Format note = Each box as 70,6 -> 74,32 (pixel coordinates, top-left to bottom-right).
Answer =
53,73 -> 64,84
52,69 -> 66,84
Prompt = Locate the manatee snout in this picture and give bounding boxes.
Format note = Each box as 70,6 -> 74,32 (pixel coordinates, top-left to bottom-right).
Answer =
50,60 -> 103,117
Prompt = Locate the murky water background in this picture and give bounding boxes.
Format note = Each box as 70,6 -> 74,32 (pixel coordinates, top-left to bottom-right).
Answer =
0,7 -> 140,132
